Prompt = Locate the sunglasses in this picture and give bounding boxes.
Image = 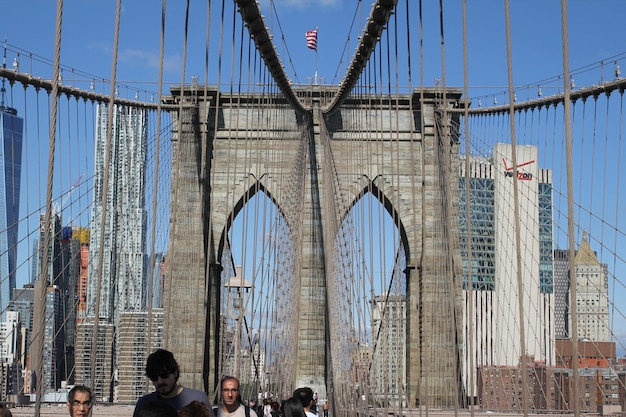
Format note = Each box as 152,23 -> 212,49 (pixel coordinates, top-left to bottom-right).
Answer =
147,371 -> 172,381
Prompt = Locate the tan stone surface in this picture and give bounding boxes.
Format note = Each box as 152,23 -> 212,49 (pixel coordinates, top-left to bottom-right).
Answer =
8,404 -> 134,416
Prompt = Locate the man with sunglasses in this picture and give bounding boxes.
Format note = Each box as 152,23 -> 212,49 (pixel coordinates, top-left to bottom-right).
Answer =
133,349 -> 211,417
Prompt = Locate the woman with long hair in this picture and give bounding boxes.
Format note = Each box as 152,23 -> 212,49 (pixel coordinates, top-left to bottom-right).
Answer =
280,397 -> 306,417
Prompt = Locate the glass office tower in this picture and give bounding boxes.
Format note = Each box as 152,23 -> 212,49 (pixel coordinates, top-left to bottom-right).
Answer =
0,102 -> 23,321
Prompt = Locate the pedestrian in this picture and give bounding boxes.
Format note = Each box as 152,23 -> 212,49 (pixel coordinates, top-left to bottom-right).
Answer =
270,401 -> 281,417
0,404 -> 12,417
280,397 -> 306,417
67,385 -> 92,417
216,376 -> 258,417
293,387 -> 316,417
133,349 -> 211,416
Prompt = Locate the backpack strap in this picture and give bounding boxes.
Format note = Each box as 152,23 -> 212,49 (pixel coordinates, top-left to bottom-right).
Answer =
245,405 -> 251,417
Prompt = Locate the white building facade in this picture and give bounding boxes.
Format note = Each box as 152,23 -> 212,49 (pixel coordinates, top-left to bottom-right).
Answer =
84,104 -> 148,401
459,144 -> 555,399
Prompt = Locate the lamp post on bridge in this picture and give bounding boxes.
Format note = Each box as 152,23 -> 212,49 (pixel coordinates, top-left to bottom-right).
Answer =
225,266 -> 252,381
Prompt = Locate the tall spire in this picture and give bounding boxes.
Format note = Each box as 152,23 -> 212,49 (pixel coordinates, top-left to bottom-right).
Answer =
575,231 -> 600,266
1,37 -> 7,110
1,38 -> 17,115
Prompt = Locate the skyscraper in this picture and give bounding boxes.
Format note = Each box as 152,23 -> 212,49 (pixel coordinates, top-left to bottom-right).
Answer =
87,104 -> 148,322
85,103 -> 148,400
0,86 -> 23,321
553,235 -> 610,343
571,233 -> 610,342
459,144 -> 555,398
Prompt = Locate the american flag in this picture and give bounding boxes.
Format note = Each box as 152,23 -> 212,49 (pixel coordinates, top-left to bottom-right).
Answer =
305,27 -> 318,51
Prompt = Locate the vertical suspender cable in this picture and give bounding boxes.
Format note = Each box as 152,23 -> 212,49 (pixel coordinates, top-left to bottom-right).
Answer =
91,0 -> 123,400
503,0 -> 528,415
146,0 -> 167,389
461,0 -> 476,413
35,0 -> 63,415
559,1 -> 579,416
417,0 -> 426,412
437,0 -> 462,411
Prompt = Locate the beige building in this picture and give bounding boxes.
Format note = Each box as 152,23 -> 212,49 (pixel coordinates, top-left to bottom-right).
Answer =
75,319 -> 114,402
116,310 -> 164,403
571,233 -> 610,342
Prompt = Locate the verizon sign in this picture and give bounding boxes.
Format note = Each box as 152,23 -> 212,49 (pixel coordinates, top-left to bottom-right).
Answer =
502,157 -> 535,180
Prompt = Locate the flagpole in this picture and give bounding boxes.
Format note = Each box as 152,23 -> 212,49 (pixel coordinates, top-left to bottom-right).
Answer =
315,49 -> 318,84
306,26 -> 319,84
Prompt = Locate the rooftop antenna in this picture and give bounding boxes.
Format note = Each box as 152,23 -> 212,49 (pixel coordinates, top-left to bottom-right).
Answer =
1,37 -> 16,115
1,37 -> 7,109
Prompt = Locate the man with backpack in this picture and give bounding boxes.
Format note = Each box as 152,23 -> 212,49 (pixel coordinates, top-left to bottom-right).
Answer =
217,376 -> 258,417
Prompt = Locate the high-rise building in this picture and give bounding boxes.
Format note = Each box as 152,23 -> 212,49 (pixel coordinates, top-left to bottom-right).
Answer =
116,310 -> 163,403
553,235 -> 609,343
75,319 -> 114,401
7,284 -> 34,397
571,233 -> 610,342
74,227 -> 90,323
87,104 -> 148,322
0,310 -> 18,363
459,144 -> 555,399
85,104 -> 148,399
370,293 -> 406,407
31,284 -> 66,395
553,249 -> 570,339
30,214 -> 81,393
8,284 -> 34,370
0,91 -> 24,321
0,311 -> 21,400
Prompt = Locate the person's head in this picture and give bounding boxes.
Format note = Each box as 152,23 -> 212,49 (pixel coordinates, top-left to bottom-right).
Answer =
0,404 -> 13,417
67,385 -> 93,417
179,401 -> 212,417
146,349 -> 180,397
293,387 -> 314,410
220,376 -> 241,412
281,397 -> 307,417
134,401 -> 178,417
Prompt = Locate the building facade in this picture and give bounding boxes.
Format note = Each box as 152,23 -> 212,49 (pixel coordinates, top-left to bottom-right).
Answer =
370,293 -> 406,407
117,310 -> 164,403
75,319 -> 115,402
87,104 -> 148,322
572,233 -> 610,342
553,249 -> 570,339
553,235 -> 609,343
0,103 -> 23,321
459,144 -> 555,401
85,104 -> 148,400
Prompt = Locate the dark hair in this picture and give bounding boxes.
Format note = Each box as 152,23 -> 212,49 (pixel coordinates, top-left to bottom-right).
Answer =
67,385 -> 92,403
281,397 -> 307,417
146,349 -> 179,380
179,401 -> 212,417
293,387 -> 314,408
220,375 -> 240,389
0,404 -> 13,417
135,401 -> 178,417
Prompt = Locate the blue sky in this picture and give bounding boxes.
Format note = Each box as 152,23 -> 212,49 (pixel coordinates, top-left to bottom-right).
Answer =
3,1 -> 626,96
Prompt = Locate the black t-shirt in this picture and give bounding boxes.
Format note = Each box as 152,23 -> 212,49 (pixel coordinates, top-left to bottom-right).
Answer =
133,387 -> 210,416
